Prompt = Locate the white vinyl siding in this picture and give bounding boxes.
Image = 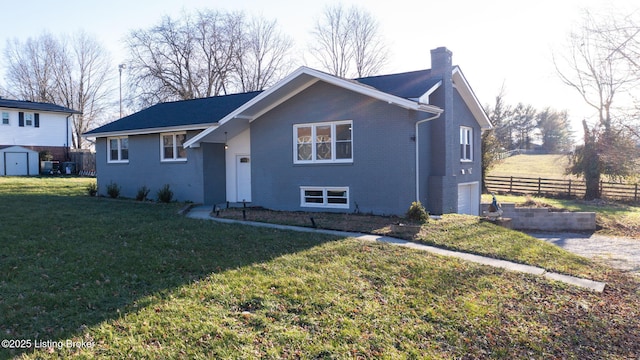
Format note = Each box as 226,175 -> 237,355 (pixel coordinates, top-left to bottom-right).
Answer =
300,186 -> 349,209
161,132 -> 187,161
294,121 -> 352,164
107,136 -> 129,163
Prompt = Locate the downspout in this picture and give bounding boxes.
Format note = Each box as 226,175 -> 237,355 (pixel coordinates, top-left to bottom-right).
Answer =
66,113 -> 73,161
415,111 -> 442,203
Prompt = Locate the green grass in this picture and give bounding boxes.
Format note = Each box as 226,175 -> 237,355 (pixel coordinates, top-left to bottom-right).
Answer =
1,177 -> 639,359
489,154 -> 572,179
487,154 -> 640,237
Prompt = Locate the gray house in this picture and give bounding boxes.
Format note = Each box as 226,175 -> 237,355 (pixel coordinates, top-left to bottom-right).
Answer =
84,47 -> 491,215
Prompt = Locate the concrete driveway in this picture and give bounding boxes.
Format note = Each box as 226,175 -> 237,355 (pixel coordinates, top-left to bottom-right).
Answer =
528,232 -> 640,277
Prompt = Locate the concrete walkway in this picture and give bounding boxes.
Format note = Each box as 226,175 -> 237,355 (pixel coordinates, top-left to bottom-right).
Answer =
186,206 -> 606,292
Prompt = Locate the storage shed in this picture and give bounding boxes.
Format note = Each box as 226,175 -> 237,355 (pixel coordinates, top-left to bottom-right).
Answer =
0,146 -> 39,176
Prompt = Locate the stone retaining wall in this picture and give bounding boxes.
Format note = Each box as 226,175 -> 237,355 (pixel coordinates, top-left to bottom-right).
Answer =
481,203 -> 596,232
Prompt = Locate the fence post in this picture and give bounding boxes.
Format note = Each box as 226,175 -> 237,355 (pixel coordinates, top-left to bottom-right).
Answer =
538,177 -> 542,196
568,179 -> 572,198
510,176 -> 513,193
600,180 -> 604,198
635,183 -> 638,202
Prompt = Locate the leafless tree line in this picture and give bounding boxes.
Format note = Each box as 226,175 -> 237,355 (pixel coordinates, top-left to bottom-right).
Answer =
3,32 -> 112,149
125,10 -> 294,108
0,4 -> 389,148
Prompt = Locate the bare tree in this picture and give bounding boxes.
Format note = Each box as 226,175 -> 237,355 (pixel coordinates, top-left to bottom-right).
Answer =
555,10 -> 640,199
59,32 -> 113,149
126,9 -> 292,109
309,4 -> 388,78
3,32 -> 113,149
235,17 -> 293,92
4,33 -> 59,102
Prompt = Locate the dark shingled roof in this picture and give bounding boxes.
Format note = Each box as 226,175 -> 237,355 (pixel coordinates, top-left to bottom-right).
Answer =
85,91 -> 262,135
355,69 -> 441,99
85,68 -> 444,136
0,98 -> 80,114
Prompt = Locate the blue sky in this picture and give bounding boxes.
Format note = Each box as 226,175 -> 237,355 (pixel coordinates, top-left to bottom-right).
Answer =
1,0 -> 637,130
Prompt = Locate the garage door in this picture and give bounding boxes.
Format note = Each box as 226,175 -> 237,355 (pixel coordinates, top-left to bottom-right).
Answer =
5,152 -> 29,176
458,182 -> 479,216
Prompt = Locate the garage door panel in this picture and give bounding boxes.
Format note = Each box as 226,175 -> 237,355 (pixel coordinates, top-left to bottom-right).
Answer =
458,182 -> 479,216
5,152 -> 29,176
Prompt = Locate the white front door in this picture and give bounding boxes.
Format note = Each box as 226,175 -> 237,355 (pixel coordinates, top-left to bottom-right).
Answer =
236,155 -> 251,202
5,152 -> 28,176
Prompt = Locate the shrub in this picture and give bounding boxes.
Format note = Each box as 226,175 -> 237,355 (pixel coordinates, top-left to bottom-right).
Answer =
86,182 -> 98,197
106,181 -> 121,199
136,185 -> 151,201
156,184 -> 173,203
406,201 -> 428,223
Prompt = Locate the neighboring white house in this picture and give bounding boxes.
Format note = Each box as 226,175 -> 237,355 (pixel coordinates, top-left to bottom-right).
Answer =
0,98 -> 80,166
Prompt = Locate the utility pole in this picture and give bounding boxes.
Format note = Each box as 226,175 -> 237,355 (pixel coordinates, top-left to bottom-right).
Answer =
119,64 -> 126,118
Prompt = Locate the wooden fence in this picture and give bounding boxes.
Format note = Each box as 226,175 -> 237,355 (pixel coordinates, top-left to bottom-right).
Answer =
485,175 -> 640,203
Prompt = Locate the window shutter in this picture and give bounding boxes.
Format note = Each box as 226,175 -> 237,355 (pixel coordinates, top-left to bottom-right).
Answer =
19,112 -> 24,127
34,113 -> 40,128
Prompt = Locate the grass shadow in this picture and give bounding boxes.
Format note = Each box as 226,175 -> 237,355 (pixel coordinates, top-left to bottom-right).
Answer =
0,195 -> 336,359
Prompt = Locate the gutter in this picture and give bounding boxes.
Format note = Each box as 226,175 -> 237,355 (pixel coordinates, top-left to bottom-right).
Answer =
415,111 -> 443,203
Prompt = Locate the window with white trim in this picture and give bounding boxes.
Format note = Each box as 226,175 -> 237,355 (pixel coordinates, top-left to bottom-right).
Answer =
25,113 -> 34,126
294,121 -> 352,163
161,132 -> 187,161
1,112 -> 9,125
460,126 -> 473,161
108,136 -> 129,163
300,186 -> 349,208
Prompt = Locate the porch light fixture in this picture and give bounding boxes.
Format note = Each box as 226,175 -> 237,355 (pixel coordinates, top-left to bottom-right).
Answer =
224,132 -> 228,150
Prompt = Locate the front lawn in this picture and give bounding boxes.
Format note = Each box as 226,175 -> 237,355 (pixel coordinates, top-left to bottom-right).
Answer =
1,178 -> 639,359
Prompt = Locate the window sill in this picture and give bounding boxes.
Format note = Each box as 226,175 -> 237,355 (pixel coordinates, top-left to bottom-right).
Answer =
108,160 -> 129,164
161,159 -> 188,163
301,204 -> 349,209
294,160 -> 353,165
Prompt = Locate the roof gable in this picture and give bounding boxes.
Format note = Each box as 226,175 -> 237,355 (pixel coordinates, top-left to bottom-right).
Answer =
183,67 -> 443,147
84,91 -> 262,136
0,98 -> 80,114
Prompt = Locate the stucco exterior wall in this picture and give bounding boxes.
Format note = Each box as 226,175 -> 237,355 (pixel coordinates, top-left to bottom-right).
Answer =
250,81 -> 422,216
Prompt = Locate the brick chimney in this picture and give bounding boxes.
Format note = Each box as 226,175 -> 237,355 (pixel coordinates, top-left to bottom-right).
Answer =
427,46 -> 457,214
430,47 -> 453,76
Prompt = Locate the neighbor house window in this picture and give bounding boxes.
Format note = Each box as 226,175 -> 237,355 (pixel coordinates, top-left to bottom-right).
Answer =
300,186 -> 349,208
108,136 -> 129,163
161,132 -> 187,161
1,112 -> 8,125
460,126 -> 473,161
294,121 -> 352,163
25,113 -> 34,126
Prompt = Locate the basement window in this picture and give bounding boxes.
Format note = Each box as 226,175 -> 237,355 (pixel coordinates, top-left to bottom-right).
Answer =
300,186 -> 349,209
